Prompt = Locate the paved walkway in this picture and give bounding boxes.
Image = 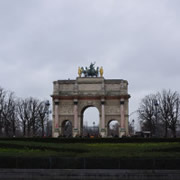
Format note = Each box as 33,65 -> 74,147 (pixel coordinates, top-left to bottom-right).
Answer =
0,169 -> 180,180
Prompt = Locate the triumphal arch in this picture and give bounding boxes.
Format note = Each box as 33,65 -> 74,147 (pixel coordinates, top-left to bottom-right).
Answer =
51,63 -> 130,137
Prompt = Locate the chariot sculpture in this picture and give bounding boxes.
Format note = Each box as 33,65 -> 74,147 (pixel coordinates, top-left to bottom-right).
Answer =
78,63 -> 103,77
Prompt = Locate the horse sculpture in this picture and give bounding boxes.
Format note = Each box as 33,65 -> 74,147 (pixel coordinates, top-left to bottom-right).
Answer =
80,63 -> 99,77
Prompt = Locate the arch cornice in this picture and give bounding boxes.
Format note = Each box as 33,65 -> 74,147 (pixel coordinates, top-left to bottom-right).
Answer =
51,94 -> 131,100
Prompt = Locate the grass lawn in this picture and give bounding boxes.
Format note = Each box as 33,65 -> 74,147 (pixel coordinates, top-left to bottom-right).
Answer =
0,139 -> 180,158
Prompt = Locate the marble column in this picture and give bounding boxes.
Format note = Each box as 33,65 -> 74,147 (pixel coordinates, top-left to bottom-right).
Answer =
54,99 -> 59,137
100,99 -> 106,137
120,98 -> 125,137
73,99 -> 79,137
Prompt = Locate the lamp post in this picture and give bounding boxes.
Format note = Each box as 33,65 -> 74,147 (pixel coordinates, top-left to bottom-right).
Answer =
154,100 -> 159,137
129,111 -> 138,134
93,122 -> 95,136
132,119 -> 135,135
45,100 -> 50,137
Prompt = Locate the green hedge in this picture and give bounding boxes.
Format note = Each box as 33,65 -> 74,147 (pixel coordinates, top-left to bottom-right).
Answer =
0,137 -> 180,143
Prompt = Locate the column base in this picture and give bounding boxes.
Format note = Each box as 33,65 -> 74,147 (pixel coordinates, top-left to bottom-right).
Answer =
53,132 -> 59,138
53,127 -> 61,138
100,128 -> 106,137
73,128 -> 79,137
119,128 -> 126,138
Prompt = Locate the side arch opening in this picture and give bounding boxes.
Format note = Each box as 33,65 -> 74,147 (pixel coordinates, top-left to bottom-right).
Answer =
107,120 -> 119,137
61,120 -> 72,137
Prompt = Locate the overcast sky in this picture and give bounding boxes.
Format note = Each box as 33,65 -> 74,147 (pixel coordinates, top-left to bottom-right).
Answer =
0,0 -> 180,128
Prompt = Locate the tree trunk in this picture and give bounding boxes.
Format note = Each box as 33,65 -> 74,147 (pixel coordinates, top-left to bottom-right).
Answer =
12,120 -> 16,137
23,121 -> 26,136
164,122 -> 168,138
27,122 -> 31,137
41,123 -> 44,137
172,126 -> 176,138
32,121 -> 36,137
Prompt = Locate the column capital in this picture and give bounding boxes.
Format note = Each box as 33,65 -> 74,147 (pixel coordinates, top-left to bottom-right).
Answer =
74,99 -> 78,105
120,100 -> 125,105
101,98 -> 105,105
54,99 -> 59,105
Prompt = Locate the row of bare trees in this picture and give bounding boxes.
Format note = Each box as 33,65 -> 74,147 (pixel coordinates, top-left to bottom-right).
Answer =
138,89 -> 180,137
0,87 -> 51,137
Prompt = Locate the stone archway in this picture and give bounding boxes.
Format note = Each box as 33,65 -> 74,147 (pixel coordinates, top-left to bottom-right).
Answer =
52,77 -> 130,138
61,120 -> 72,137
107,120 -> 120,137
81,106 -> 100,137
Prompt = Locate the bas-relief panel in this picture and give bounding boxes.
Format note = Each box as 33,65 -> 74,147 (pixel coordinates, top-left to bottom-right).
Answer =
53,83 -> 59,93
78,91 -> 103,96
59,84 -> 74,91
120,82 -> 127,89
124,100 -> 129,115
105,84 -> 120,91
78,84 -> 102,91
105,83 -> 127,93
59,105 -> 74,115
105,100 -> 120,106
59,100 -> 73,106
105,106 -> 120,115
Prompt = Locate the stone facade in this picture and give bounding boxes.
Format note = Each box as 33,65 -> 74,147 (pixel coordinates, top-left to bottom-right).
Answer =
51,77 -> 130,137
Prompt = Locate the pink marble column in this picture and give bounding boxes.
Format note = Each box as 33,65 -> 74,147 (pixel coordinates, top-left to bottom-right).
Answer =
101,104 -> 105,128
73,99 -> 78,137
101,99 -> 106,137
120,99 -> 125,137
54,100 -> 59,137
54,100 -> 59,128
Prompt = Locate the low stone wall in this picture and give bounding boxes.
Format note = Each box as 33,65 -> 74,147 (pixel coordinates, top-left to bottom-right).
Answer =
0,169 -> 180,180
0,157 -> 180,169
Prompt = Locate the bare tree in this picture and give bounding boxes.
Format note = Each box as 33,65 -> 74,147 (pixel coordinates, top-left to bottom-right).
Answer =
29,98 -> 40,136
167,91 -> 180,137
1,91 -> 18,137
138,94 -> 157,135
17,98 -> 29,136
157,90 -> 180,137
17,98 -> 50,137
37,101 -> 49,137
0,85 -> 51,137
157,90 -> 171,137
0,87 -> 6,136
139,90 -> 180,138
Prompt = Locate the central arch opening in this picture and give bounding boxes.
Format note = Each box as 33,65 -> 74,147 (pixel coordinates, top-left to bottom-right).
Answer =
82,107 -> 99,137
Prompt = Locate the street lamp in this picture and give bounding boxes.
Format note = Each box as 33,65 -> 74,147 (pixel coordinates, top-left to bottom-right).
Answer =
154,99 -> 159,137
45,100 -> 50,137
129,111 -> 138,134
93,122 -> 95,136
132,119 -> 135,135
